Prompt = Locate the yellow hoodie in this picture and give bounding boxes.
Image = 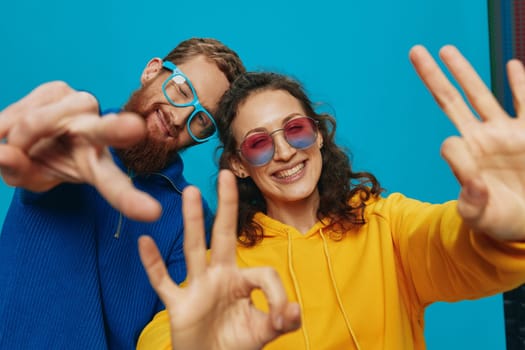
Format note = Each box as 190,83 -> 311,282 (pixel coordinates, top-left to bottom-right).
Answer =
137,193 -> 525,350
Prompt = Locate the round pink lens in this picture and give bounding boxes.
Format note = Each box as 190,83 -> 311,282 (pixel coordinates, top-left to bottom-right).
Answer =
240,133 -> 274,166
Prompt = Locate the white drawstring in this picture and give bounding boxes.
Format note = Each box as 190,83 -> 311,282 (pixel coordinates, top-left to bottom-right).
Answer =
287,231 -> 311,350
319,229 -> 361,350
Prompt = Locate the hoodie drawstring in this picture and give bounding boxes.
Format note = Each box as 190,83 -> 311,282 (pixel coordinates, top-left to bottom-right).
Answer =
287,231 -> 311,350
320,228 -> 361,350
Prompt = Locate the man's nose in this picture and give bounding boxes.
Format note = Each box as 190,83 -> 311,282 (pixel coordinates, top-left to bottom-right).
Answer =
170,106 -> 193,127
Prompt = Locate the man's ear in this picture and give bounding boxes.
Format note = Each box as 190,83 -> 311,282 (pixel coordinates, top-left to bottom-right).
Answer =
140,58 -> 164,85
229,155 -> 249,179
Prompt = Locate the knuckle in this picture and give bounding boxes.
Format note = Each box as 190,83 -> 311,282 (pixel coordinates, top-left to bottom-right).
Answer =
468,94 -> 488,112
44,81 -> 74,96
260,266 -> 279,279
16,115 -> 36,134
2,81 -> 76,120
433,89 -> 461,111
75,91 -> 99,113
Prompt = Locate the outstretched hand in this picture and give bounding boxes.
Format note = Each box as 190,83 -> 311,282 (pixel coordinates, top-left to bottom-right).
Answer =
410,45 -> 525,241
138,170 -> 301,350
0,81 -> 161,221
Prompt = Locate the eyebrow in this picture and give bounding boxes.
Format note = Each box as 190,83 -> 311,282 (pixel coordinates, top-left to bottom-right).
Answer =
242,112 -> 304,138
166,65 -> 215,113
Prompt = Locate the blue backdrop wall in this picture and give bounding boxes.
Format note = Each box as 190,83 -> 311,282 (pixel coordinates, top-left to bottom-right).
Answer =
0,0 -> 502,348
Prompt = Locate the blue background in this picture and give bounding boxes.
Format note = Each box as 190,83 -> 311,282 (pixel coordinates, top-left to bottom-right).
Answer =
0,0 -> 504,348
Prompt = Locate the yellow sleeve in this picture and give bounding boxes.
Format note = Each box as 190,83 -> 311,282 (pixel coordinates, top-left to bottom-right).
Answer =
378,193 -> 525,306
136,310 -> 172,350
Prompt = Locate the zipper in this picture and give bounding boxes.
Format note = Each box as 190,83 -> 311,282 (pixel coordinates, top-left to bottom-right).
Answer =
113,170 -> 183,239
113,212 -> 124,239
150,172 -> 184,194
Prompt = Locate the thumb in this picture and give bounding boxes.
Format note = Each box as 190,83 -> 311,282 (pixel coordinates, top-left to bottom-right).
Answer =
457,177 -> 488,222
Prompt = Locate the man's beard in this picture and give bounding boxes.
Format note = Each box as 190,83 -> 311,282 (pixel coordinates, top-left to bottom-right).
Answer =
115,88 -> 177,174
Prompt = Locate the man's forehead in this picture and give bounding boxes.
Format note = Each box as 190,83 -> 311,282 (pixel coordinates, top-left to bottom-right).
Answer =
176,55 -> 229,112
176,55 -> 218,80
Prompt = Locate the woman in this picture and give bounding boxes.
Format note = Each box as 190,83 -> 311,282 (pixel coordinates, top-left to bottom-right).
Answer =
137,45 -> 525,350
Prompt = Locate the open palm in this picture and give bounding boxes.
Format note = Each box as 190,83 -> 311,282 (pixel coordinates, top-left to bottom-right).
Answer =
410,45 -> 525,240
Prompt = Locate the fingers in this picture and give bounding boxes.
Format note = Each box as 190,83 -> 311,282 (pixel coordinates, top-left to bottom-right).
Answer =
1,79 -> 145,156
261,303 -> 302,341
0,143 -> 66,191
118,189 -> 162,222
87,150 -> 162,221
439,45 -> 506,122
280,303 -> 301,333
440,136 -> 477,187
138,235 -> 180,302
181,171 -> 241,277
440,136 -> 488,220
68,112 -> 147,149
0,145 -> 32,183
0,81 -> 76,137
209,170 -> 239,266
241,267 -> 301,340
409,45 -> 490,133
409,45 -> 476,132
182,186 -> 208,280
507,59 -> 525,118
457,177 -> 489,222
6,90 -> 100,151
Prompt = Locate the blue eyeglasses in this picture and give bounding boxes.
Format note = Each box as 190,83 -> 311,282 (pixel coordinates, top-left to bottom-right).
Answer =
162,61 -> 217,142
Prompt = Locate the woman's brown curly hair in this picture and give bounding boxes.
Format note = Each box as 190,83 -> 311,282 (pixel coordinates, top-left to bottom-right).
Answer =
216,72 -> 383,247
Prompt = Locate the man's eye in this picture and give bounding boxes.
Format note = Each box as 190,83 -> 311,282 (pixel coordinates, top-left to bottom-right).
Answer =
196,113 -> 211,126
177,86 -> 189,98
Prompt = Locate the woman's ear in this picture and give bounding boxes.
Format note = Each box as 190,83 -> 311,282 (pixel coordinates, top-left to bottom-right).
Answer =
318,132 -> 324,149
229,155 -> 249,179
140,58 -> 163,85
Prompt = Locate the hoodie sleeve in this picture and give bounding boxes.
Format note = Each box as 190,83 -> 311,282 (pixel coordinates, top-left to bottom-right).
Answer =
136,310 -> 172,350
378,193 -> 525,307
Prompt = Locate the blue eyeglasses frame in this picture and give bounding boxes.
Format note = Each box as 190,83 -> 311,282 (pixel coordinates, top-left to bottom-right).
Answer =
161,61 -> 218,143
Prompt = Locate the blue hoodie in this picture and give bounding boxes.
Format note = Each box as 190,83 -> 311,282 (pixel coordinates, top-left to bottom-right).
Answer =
0,146 -> 214,349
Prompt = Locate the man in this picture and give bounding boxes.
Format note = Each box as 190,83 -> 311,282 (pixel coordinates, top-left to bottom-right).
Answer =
0,38 -> 245,349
